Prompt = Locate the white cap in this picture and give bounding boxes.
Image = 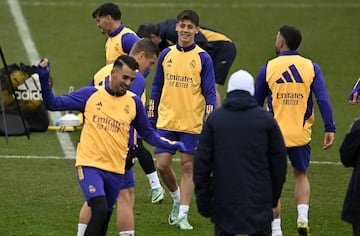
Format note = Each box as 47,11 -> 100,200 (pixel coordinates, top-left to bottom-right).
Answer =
227,69 -> 255,95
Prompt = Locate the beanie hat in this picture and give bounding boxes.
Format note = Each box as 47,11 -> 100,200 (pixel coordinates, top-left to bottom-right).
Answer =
227,69 -> 255,95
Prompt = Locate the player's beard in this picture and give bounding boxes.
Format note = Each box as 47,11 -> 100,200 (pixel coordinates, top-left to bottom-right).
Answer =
275,46 -> 280,55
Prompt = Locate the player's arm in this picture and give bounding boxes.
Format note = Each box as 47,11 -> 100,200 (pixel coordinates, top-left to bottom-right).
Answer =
122,32 -> 140,54
37,58 -> 95,113
148,49 -> 169,124
195,30 -> 213,54
312,63 -> 336,133
129,73 -> 145,97
161,20 -> 177,47
199,52 -> 216,117
254,64 -> 269,107
132,96 -> 184,151
348,78 -> 360,104
312,63 -> 336,150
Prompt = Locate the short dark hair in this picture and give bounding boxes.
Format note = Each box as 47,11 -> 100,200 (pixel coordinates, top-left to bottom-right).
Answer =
177,10 -> 199,26
114,55 -> 139,71
279,25 -> 302,50
92,2 -> 121,21
136,23 -> 160,38
130,38 -> 160,58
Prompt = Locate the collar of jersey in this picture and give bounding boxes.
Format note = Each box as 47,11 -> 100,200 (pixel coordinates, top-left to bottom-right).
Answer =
278,50 -> 300,56
176,42 -> 196,52
108,23 -> 125,37
104,81 -> 123,97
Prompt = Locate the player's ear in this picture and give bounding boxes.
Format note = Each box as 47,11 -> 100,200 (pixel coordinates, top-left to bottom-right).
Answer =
195,25 -> 200,34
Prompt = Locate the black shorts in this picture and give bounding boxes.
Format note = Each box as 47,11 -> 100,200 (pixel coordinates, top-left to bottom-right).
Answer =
210,41 -> 236,85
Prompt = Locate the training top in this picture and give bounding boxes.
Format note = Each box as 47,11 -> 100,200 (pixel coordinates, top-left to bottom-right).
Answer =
90,64 -> 146,148
105,23 -> 139,64
198,25 -> 232,42
38,65 -> 176,174
254,50 -> 336,147
148,42 -> 216,134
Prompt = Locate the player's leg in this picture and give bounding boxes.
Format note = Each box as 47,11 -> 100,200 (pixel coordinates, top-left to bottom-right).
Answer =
77,166 -> 122,236
156,152 -> 177,192
136,138 -> 165,203
76,166 -> 108,236
116,155 -> 136,236
294,168 -> 310,235
77,202 -> 91,236
117,188 -> 135,235
154,129 -> 180,225
288,145 -> 311,236
156,151 -> 180,225
215,85 -> 221,108
177,152 -> 194,230
176,132 -> 199,230
271,200 -> 282,236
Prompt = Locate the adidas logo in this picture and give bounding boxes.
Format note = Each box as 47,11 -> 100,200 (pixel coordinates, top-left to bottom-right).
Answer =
166,59 -> 172,64
17,73 -> 41,90
276,64 -> 304,84
15,73 -> 42,101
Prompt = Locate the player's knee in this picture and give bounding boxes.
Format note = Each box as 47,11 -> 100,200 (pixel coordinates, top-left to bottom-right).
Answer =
181,160 -> 193,173
89,196 -> 108,217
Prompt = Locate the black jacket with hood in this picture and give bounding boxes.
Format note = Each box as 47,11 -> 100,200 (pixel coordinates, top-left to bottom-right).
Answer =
340,118 -> 360,226
194,90 -> 287,234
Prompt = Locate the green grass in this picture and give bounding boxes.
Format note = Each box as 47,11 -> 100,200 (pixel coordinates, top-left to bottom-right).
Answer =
0,158 -> 354,235
1,0 -> 359,235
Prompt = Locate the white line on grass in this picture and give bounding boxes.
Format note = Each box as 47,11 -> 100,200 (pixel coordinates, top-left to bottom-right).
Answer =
10,2 -> 360,8
7,0 -> 76,159
0,154 -> 343,166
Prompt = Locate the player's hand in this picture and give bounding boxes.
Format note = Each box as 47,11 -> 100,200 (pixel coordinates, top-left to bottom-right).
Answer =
174,141 -> 186,152
38,58 -> 50,70
348,78 -> 360,105
349,90 -> 360,105
125,148 -> 136,169
323,132 -> 335,150
160,137 -> 186,152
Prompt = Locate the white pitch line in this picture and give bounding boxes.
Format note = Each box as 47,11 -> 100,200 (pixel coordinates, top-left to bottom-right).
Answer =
7,0 -> 76,159
0,155 -> 74,160
11,2 -> 360,8
0,154 -> 343,166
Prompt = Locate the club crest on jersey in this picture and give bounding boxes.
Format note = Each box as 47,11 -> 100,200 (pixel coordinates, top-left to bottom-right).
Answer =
124,105 -> 130,114
190,60 -> 196,69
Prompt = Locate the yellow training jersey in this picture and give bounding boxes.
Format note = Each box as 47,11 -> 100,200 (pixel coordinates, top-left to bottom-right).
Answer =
76,88 -> 137,174
105,25 -> 139,64
266,55 -> 315,147
150,43 -> 216,134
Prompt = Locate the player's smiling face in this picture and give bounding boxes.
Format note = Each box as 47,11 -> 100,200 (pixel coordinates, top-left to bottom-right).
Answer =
109,64 -> 136,96
176,19 -> 199,47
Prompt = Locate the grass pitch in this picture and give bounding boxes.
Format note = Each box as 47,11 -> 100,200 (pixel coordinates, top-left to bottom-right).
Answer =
1,0 -> 360,235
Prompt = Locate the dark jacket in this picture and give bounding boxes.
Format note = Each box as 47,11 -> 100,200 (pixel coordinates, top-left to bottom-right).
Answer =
339,118 -> 360,225
193,90 -> 287,234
